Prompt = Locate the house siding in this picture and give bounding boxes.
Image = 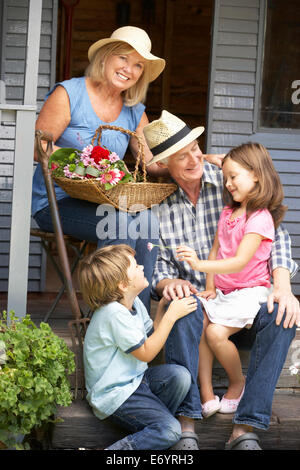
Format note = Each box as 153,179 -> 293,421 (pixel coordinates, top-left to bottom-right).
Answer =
206,0 -> 300,294
0,0 -> 57,291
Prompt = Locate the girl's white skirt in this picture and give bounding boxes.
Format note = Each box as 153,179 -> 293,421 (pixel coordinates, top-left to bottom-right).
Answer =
198,286 -> 273,329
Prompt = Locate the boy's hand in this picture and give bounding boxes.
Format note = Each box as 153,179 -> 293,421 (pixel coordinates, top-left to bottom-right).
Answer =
198,289 -> 217,300
166,296 -> 198,321
158,296 -> 169,307
176,245 -> 201,271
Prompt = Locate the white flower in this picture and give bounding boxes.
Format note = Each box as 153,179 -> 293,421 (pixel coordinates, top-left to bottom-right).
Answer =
289,364 -> 300,375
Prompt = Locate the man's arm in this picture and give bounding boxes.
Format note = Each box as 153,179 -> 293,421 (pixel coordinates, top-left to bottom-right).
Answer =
269,225 -> 299,327
268,267 -> 300,328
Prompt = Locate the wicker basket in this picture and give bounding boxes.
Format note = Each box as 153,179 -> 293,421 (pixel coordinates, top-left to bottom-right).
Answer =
53,125 -> 177,212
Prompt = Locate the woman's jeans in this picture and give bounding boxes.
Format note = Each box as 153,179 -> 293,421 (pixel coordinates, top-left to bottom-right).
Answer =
106,364 -> 191,450
34,197 -> 159,312
164,296 -> 296,429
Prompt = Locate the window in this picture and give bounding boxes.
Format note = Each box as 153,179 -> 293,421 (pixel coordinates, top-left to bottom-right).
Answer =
259,0 -> 300,129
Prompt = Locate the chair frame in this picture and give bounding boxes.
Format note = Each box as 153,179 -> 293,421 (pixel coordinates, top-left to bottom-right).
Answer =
35,130 -> 91,398
35,130 -> 83,320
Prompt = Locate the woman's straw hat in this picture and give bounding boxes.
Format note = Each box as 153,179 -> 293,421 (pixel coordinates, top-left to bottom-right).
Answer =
143,110 -> 205,165
88,26 -> 165,82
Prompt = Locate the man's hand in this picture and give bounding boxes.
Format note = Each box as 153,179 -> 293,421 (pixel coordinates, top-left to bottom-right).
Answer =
162,279 -> 199,301
269,267 -> 300,328
267,288 -> 300,328
204,153 -> 225,168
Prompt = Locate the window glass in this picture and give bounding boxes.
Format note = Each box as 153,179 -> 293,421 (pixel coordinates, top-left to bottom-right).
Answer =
259,0 -> 300,129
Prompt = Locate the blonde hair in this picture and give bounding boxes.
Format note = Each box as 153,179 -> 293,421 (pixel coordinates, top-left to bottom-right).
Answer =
222,142 -> 287,228
85,42 -> 151,106
78,244 -> 135,311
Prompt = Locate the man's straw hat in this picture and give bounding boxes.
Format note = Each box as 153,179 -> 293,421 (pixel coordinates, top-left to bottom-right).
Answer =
88,26 -> 165,82
143,110 -> 205,165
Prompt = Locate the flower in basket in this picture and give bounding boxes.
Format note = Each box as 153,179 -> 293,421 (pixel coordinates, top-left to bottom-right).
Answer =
49,143 -> 134,190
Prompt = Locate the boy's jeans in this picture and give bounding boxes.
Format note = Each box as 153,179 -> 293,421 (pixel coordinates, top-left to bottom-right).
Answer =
164,296 -> 296,429
106,364 -> 191,450
34,197 -> 159,312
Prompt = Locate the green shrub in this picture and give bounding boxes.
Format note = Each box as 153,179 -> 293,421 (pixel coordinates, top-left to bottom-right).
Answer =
0,312 -> 75,449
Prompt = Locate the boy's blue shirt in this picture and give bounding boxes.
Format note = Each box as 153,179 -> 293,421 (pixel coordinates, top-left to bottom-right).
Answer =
83,296 -> 154,420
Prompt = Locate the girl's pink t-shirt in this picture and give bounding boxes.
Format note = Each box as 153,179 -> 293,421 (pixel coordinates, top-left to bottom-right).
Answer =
214,207 -> 275,294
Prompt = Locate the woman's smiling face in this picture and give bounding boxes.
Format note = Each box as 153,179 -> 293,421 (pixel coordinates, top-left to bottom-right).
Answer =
104,50 -> 145,91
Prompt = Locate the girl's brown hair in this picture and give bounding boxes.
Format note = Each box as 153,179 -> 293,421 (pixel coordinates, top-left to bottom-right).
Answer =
222,142 -> 287,228
78,244 -> 135,311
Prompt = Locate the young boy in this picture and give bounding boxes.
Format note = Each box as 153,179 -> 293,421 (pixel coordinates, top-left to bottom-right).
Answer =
79,244 -> 197,450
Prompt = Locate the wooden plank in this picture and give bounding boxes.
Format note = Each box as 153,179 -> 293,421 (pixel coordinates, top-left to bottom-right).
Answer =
51,393 -> 300,450
217,45 -> 257,59
212,121 -> 252,134
215,70 -> 256,84
212,108 -> 253,121
215,57 -> 256,72
219,6 -> 259,21
214,83 -> 255,97
217,31 -> 257,46
221,0 -> 260,8
213,96 -> 254,109
219,18 -> 258,33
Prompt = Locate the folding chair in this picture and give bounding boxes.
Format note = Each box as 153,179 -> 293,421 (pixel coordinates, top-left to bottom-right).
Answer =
68,317 -> 90,399
35,130 -> 95,398
30,228 -> 89,322
35,130 -> 85,321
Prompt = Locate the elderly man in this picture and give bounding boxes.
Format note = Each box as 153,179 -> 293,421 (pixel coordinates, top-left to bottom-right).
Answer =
143,110 -> 300,450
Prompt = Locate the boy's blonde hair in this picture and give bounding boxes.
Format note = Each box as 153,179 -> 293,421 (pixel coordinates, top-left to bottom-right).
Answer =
85,42 -> 151,106
222,142 -> 287,228
78,244 -> 135,311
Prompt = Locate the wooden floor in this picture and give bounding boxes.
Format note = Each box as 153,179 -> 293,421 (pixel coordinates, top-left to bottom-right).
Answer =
1,292 -> 300,450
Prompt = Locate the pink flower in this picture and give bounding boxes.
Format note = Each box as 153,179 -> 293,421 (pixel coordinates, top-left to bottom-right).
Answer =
99,169 -> 125,185
50,162 -> 59,171
63,165 -> 77,178
108,152 -> 120,163
81,145 -> 93,158
147,242 -> 154,251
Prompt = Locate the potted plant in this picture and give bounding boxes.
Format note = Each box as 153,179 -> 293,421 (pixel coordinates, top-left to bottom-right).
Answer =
0,311 -> 75,449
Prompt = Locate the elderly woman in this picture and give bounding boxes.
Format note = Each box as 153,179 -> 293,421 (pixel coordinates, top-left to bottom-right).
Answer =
32,26 -> 166,311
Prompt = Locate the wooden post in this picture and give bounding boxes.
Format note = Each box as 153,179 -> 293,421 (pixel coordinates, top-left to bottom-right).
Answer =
161,0 -> 175,110
7,0 -> 42,318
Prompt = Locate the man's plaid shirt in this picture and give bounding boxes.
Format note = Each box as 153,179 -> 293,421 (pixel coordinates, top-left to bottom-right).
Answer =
151,162 -> 298,299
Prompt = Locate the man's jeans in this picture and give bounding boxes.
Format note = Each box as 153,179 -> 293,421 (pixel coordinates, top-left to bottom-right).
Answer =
34,197 -> 159,312
106,364 -> 191,450
165,295 -> 296,429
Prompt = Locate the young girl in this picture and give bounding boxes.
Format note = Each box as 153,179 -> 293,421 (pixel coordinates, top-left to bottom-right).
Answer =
176,142 -> 287,418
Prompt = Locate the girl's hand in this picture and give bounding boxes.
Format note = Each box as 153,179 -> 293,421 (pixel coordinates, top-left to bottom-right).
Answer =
166,296 -> 198,321
198,289 -> 217,300
176,246 -> 201,270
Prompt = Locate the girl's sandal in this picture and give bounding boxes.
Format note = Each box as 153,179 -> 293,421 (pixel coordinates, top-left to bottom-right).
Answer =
202,395 -> 221,418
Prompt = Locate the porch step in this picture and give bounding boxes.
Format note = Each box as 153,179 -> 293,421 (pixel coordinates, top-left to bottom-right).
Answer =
51,391 -> 300,450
